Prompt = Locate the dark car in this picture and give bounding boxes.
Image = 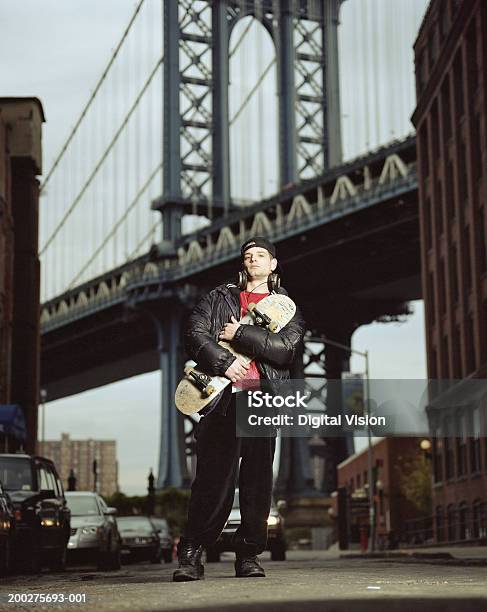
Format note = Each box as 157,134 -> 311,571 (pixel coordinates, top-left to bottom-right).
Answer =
118,516 -> 161,564
66,492 -> 121,570
0,454 -> 71,572
206,489 -> 286,562
150,517 -> 173,563
0,481 -> 15,575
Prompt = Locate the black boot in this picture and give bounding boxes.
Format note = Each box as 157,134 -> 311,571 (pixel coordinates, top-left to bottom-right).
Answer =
234,539 -> 266,578
172,538 -> 204,582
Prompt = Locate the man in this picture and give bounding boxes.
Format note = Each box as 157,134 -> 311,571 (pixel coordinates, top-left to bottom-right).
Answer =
173,237 -> 305,582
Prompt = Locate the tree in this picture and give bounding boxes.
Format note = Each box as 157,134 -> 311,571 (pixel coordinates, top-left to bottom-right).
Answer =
395,453 -> 432,515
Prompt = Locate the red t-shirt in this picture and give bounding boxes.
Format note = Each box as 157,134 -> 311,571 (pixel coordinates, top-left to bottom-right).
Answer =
233,291 -> 269,390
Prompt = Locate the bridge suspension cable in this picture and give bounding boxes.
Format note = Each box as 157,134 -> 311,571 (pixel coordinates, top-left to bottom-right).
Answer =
40,55 -> 163,257
40,0 -> 146,194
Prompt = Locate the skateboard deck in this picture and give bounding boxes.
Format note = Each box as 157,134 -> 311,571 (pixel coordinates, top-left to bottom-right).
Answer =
175,294 -> 296,415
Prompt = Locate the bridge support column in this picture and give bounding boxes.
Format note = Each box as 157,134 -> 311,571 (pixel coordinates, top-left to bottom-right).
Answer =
137,305 -> 189,489
321,324 -> 356,496
275,342 -> 319,499
276,0 -> 298,186
158,309 -> 191,489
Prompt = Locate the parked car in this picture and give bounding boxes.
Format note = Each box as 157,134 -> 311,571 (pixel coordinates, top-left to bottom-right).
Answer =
206,489 -> 287,562
150,517 -> 173,563
0,454 -> 70,572
0,481 -> 15,575
118,516 -> 161,563
65,492 -> 121,570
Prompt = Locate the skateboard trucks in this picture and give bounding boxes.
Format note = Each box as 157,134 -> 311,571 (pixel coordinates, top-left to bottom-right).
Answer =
184,366 -> 216,397
248,303 -> 278,332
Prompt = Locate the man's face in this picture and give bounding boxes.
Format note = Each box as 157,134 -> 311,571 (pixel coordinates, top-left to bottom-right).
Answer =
242,247 -> 277,280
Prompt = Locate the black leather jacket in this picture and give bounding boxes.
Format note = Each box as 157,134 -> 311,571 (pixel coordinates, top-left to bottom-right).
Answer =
184,283 -> 306,392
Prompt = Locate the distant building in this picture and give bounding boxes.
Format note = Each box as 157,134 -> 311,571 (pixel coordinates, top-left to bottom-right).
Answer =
334,438 -> 428,548
39,433 -> 119,498
412,0 -> 487,542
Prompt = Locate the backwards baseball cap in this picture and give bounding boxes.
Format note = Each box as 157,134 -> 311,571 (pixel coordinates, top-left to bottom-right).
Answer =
241,236 -> 276,258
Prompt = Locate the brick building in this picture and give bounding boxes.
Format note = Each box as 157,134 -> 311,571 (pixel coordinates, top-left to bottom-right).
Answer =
412,0 -> 487,542
0,98 -> 44,453
336,438 -> 428,547
39,433 -> 119,498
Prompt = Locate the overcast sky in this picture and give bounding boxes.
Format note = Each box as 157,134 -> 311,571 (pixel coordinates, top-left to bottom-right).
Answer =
1,0 -> 428,494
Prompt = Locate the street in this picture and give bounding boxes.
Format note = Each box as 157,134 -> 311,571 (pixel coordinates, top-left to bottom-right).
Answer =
0,550 -> 486,611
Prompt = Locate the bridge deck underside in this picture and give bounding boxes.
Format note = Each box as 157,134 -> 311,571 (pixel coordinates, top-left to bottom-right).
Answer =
42,188 -> 420,401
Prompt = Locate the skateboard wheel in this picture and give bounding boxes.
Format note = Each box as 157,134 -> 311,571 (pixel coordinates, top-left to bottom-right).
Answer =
184,366 -> 193,377
247,302 -> 256,312
269,321 -> 278,332
204,385 -> 216,397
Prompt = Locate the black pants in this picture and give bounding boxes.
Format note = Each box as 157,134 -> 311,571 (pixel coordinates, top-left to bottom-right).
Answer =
184,394 -> 276,555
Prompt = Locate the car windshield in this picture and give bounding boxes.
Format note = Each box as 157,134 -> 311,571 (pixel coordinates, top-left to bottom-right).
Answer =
66,495 -> 100,516
151,518 -> 168,534
118,517 -> 153,532
0,457 -> 34,491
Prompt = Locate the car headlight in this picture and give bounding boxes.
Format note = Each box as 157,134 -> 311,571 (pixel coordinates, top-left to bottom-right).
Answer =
81,526 -> 101,535
267,515 -> 280,526
41,518 -> 60,527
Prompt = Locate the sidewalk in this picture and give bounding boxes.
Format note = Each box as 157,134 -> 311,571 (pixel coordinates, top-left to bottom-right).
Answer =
339,544 -> 487,564
2,550 -> 486,611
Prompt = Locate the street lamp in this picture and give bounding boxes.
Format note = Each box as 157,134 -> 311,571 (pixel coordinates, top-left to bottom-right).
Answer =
323,336 -> 375,553
40,388 -> 47,450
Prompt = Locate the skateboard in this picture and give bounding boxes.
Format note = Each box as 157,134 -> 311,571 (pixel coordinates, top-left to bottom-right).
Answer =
175,294 -> 296,415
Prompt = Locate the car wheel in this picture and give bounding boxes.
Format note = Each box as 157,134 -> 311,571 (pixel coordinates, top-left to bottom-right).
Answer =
0,536 -> 11,576
205,547 -> 220,563
25,541 -> 42,574
163,549 -> 173,564
150,548 -> 162,564
50,546 -> 67,572
270,542 -> 286,561
107,547 -> 121,571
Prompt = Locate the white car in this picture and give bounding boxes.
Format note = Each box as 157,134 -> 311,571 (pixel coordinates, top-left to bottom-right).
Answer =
66,492 -> 121,570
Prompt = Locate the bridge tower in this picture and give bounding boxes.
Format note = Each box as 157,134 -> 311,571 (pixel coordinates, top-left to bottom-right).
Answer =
152,0 -> 343,489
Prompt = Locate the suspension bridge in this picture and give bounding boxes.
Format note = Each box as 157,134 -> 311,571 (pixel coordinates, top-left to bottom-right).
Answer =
38,0 -> 428,494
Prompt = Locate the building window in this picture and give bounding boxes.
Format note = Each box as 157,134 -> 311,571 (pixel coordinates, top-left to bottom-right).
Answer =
419,124 -> 430,178
442,80 -> 452,143
466,18 -> 478,94
472,499 -> 486,538
439,261 -> 447,317
466,314 -> 475,374
432,99 -> 440,160
441,335 -> 449,379
436,506 -> 445,542
453,50 -> 464,118
470,406 -> 481,473
463,226 -> 472,292
439,7 -> 449,40
433,432 -> 443,483
428,271 -> 435,324
453,324 -> 462,376
447,503 -> 456,541
445,159 -> 455,219
479,206 -> 486,275
472,114 -> 483,185
436,179 -> 444,236
458,502 -> 469,540
456,412 -> 467,477
444,416 -> 454,480
458,139 -> 468,205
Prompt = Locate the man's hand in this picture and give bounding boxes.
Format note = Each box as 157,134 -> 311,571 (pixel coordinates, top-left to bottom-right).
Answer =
224,358 -> 249,383
219,316 -> 241,341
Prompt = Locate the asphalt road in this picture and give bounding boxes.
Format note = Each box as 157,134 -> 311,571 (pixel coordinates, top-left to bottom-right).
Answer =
0,550 -> 486,611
